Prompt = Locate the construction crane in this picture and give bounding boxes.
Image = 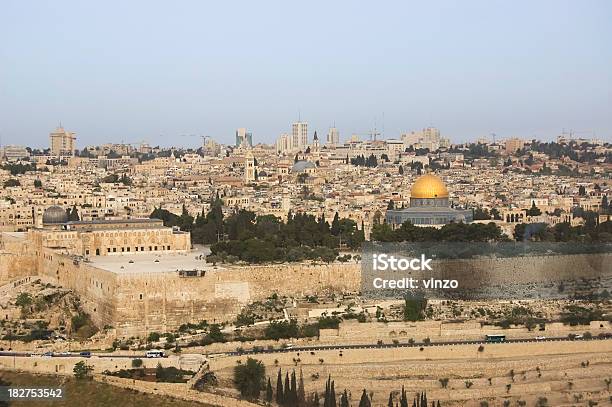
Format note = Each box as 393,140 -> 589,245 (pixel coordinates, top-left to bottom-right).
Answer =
351,127 -> 382,142
179,134 -> 208,148
490,133 -> 497,144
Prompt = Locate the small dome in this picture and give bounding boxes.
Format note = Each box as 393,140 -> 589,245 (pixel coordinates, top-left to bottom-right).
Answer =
42,205 -> 68,224
410,174 -> 449,199
292,160 -> 316,173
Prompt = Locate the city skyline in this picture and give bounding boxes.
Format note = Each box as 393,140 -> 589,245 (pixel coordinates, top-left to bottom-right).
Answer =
2,0 -> 611,147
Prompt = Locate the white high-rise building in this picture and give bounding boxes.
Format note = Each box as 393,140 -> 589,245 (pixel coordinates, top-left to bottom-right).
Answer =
276,133 -> 292,154
400,127 -> 448,151
292,121 -> 308,151
327,127 -> 339,145
49,126 -> 76,157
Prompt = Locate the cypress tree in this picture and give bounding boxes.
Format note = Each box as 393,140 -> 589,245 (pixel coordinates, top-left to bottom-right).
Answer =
297,369 -> 306,406
358,389 -> 371,407
265,377 -> 273,403
331,212 -> 340,236
400,386 -> 408,407
290,370 -> 297,404
340,390 -> 349,407
330,380 -> 336,407
276,369 -> 284,405
284,372 -> 291,403
313,392 -> 320,407
388,392 -> 394,407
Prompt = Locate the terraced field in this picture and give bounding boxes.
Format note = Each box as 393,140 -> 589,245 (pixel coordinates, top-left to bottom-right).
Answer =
211,340 -> 612,406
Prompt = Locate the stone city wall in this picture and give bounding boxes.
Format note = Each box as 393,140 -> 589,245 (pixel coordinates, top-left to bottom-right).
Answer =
112,262 -> 361,337
319,320 -> 612,343
1,233 -> 611,339
36,247 -> 119,329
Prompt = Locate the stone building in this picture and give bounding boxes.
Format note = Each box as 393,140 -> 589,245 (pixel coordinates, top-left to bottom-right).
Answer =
32,206 -> 191,257
386,173 -> 473,227
49,126 -> 76,157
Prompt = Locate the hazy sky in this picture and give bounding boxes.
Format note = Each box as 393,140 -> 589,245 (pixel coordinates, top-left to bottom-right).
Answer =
1,0 -> 611,148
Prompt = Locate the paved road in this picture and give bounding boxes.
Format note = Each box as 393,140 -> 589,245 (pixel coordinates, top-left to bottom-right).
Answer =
1,335 -> 609,359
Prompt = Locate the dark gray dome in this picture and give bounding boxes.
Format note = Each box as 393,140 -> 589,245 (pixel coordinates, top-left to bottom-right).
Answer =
43,205 -> 68,224
291,160 -> 316,173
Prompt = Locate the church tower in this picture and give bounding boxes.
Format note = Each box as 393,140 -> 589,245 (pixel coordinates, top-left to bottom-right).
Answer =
244,150 -> 256,183
312,131 -> 320,152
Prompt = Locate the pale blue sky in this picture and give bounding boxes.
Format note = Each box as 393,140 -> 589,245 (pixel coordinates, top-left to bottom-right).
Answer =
1,0 -> 611,147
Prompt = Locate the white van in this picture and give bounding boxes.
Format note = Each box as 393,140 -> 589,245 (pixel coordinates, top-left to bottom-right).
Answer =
145,350 -> 165,358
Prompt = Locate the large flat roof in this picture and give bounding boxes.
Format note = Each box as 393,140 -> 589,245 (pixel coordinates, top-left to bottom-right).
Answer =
88,246 -> 216,274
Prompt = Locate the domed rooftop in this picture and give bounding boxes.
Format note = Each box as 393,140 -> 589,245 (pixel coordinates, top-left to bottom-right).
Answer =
42,205 -> 68,225
291,160 -> 316,173
410,174 -> 449,199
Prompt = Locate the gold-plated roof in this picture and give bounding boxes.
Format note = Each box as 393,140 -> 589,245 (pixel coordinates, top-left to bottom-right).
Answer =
410,174 -> 449,199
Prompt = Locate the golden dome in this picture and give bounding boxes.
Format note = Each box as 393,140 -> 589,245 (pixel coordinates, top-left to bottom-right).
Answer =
410,174 -> 449,199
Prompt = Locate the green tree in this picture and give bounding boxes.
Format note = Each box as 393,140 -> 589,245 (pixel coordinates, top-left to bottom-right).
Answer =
340,389 -> 349,407
68,205 -> 80,221
526,201 -> 542,216
15,292 -> 33,308
266,377 -> 273,403
276,369 -> 284,405
358,389 -> 371,407
514,224 -> 527,241
3,179 -> 20,188
400,385 -> 408,407
331,212 -> 340,236
234,357 -> 266,400
73,361 -> 93,379
297,369 -> 306,406
403,296 -> 427,321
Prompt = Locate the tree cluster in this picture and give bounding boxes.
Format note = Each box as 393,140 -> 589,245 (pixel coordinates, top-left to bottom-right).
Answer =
234,357 -> 266,400
513,221 -> 612,243
152,199 -> 365,263
350,154 -> 378,167
1,162 -> 36,175
271,368 -> 306,406
372,221 -> 507,242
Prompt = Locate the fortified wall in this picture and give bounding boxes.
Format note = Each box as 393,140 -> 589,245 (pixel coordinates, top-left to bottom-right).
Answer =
1,232 -> 611,338
319,320 -> 612,343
